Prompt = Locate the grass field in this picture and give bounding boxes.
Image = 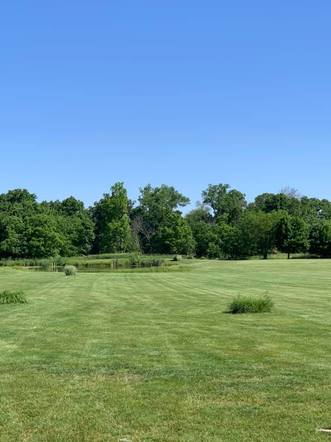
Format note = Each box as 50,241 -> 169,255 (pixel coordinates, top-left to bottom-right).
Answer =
0,260 -> 331,441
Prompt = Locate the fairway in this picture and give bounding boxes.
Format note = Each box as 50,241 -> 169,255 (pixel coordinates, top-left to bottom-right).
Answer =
1,260 -> 331,441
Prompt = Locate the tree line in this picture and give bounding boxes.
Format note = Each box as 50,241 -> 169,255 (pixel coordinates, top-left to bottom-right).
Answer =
1,183 -> 331,259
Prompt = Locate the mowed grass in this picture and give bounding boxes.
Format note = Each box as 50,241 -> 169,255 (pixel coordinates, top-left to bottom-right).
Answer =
0,260 -> 331,441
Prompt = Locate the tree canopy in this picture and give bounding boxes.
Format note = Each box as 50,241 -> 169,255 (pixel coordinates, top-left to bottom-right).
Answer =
1,183 -> 331,259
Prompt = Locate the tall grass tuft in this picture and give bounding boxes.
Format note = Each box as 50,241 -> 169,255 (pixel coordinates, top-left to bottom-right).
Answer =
0,290 -> 27,304
64,265 -> 77,276
227,295 -> 273,314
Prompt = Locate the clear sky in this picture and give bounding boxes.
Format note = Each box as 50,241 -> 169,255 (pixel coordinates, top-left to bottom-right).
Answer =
1,1 -> 331,208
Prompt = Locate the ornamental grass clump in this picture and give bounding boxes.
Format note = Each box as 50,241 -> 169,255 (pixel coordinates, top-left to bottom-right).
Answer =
0,290 -> 27,304
64,265 -> 77,276
228,295 -> 273,314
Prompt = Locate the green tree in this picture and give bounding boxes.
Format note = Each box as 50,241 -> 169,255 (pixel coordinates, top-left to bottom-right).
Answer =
133,185 -> 191,253
300,197 -> 331,222
275,213 -> 309,259
309,221 -> 331,257
251,192 -> 301,216
0,214 -> 26,258
186,207 -> 240,259
202,184 -> 246,223
25,214 -> 64,258
92,183 -> 133,253
42,197 -> 95,256
186,206 -> 215,257
152,213 -> 195,255
238,211 -> 278,259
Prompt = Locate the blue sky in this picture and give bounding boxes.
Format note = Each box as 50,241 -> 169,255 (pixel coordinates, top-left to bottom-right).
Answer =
1,1 -> 331,208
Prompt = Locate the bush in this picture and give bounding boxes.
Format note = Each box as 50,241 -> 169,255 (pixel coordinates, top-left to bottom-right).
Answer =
64,265 -> 77,276
227,295 -> 273,314
0,290 -> 27,304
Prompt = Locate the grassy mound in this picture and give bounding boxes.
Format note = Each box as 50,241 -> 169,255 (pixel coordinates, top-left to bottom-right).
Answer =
0,290 -> 27,304
228,295 -> 273,314
64,265 -> 77,276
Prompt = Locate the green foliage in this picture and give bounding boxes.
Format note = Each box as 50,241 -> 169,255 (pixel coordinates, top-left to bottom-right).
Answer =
309,220 -> 331,257
227,295 -> 273,314
202,183 -> 246,223
251,192 -> 302,216
138,184 -> 190,215
275,213 -> 309,258
2,182 -> 331,261
101,215 -> 133,253
236,211 -> 279,259
64,265 -> 77,276
61,197 -> 94,255
186,215 -> 221,258
92,182 -> 134,253
24,214 -> 64,258
0,290 -> 27,304
0,190 -> 93,259
132,185 -> 192,254
151,214 -> 195,255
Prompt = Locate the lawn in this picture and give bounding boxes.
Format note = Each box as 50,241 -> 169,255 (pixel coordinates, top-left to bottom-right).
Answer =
0,260 -> 331,441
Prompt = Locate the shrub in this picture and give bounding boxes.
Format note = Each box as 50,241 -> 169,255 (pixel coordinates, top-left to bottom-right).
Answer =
64,265 -> 77,276
0,290 -> 27,304
227,295 -> 273,314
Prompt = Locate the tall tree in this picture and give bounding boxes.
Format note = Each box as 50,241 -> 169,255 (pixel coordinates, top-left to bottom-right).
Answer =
275,213 -> 309,259
251,192 -> 301,216
42,197 -> 95,256
0,214 -> 26,258
133,185 -> 192,254
309,221 -> 331,257
24,214 -> 64,258
92,183 -> 133,253
237,211 -> 279,259
152,213 -> 195,255
202,184 -> 246,223
186,206 -> 216,257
